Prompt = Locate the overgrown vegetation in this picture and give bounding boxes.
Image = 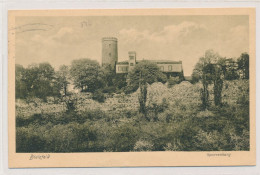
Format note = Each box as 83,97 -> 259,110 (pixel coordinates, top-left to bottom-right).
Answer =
15,50 -> 250,152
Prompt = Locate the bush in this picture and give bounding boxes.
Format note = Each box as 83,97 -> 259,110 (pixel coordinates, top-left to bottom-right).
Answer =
124,84 -> 138,94
167,76 -> 180,88
134,140 -> 153,151
109,124 -> 139,152
92,90 -> 105,103
102,86 -> 116,94
16,127 -> 46,152
63,95 -> 77,113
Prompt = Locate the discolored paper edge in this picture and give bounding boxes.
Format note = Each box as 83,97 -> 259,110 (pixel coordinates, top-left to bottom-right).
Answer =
8,8 -> 256,168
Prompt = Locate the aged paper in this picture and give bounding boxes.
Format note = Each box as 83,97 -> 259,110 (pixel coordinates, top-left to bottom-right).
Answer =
8,8 -> 255,168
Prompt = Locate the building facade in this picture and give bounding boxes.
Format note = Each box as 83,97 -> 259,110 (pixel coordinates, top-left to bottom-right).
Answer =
102,37 -> 118,69
102,37 -> 184,77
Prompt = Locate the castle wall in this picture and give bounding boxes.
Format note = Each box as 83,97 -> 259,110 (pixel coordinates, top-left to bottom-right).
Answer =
116,65 -> 129,73
156,63 -> 182,72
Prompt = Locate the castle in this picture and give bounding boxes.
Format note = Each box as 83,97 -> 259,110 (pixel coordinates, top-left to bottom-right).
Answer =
102,37 -> 184,78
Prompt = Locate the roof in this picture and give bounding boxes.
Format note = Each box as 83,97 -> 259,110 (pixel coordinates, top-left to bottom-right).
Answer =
117,59 -> 182,65
139,60 -> 182,64
116,61 -> 129,65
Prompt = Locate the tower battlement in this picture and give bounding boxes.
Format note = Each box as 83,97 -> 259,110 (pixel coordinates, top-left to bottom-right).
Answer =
102,37 -> 118,42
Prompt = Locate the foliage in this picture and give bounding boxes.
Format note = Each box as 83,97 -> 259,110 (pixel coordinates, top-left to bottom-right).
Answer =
126,61 -> 167,93
167,76 -> 180,88
15,63 -> 61,101
15,54 -> 249,153
138,75 -> 148,116
70,58 -> 105,92
15,64 -> 27,99
16,79 -> 249,152
213,65 -> 223,106
62,94 -> 78,113
56,65 -> 70,96
92,90 -> 105,103
101,65 -> 127,93
219,58 -> 239,80
237,52 -> 249,79
192,50 -> 226,109
127,61 -> 167,117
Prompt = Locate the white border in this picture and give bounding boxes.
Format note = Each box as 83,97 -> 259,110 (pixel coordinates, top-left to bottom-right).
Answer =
1,0 -> 259,175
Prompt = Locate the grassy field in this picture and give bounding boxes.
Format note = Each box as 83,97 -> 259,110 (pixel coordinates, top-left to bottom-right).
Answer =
16,80 -> 249,152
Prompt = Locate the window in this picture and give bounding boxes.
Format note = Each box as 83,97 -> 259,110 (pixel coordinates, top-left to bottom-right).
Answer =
168,65 -> 172,71
130,56 -> 134,60
118,67 -> 121,71
160,66 -> 164,71
130,63 -> 134,66
109,53 -> 111,57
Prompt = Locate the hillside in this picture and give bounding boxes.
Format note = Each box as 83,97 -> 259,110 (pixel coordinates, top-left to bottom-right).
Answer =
16,79 -> 249,117
15,79 -> 250,152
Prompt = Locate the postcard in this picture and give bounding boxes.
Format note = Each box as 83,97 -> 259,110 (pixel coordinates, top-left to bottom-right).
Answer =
8,8 -> 256,168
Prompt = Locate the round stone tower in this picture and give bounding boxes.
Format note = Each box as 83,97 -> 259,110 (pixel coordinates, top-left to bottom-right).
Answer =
102,37 -> 118,69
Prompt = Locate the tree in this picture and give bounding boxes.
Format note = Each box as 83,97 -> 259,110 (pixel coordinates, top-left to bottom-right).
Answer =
70,59 -> 105,92
237,53 -> 249,79
192,50 -> 224,109
127,61 -> 167,118
127,61 -> 167,93
212,65 -> 223,106
101,64 -> 116,87
100,64 -> 127,93
56,65 -> 70,96
200,63 -> 214,110
15,64 -> 27,99
16,63 -> 60,101
217,57 -> 239,80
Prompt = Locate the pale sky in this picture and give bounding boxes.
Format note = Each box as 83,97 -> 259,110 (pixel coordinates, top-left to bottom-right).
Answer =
15,15 -> 249,76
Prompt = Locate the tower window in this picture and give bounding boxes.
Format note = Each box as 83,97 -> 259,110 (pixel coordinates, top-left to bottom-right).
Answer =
109,53 -> 111,57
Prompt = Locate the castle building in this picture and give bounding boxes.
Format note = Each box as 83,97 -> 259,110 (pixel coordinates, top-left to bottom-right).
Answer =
102,37 -> 184,77
102,37 -> 118,69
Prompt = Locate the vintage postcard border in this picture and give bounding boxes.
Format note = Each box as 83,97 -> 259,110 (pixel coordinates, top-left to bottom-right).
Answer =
8,8 -> 256,168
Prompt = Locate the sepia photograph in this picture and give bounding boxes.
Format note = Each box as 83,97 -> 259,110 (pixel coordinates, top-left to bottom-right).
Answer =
8,8 -> 256,167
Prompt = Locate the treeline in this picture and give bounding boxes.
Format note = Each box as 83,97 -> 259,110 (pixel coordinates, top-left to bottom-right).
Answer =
15,59 -> 180,103
16,59 -> 125,102
190,50 -> 249,110
191,50 -> 249,83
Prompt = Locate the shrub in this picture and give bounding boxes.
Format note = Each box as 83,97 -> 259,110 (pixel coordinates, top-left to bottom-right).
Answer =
109,124 -> 139,152
102,86 -> 116,94
167,76 -> 180,88
79,109 -> 106,121
134,140 -> 153,151
92,90 -> 105,103
16,127 -> 46,152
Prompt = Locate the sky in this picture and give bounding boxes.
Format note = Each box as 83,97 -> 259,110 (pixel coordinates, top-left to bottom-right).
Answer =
15,15 -> 249,76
